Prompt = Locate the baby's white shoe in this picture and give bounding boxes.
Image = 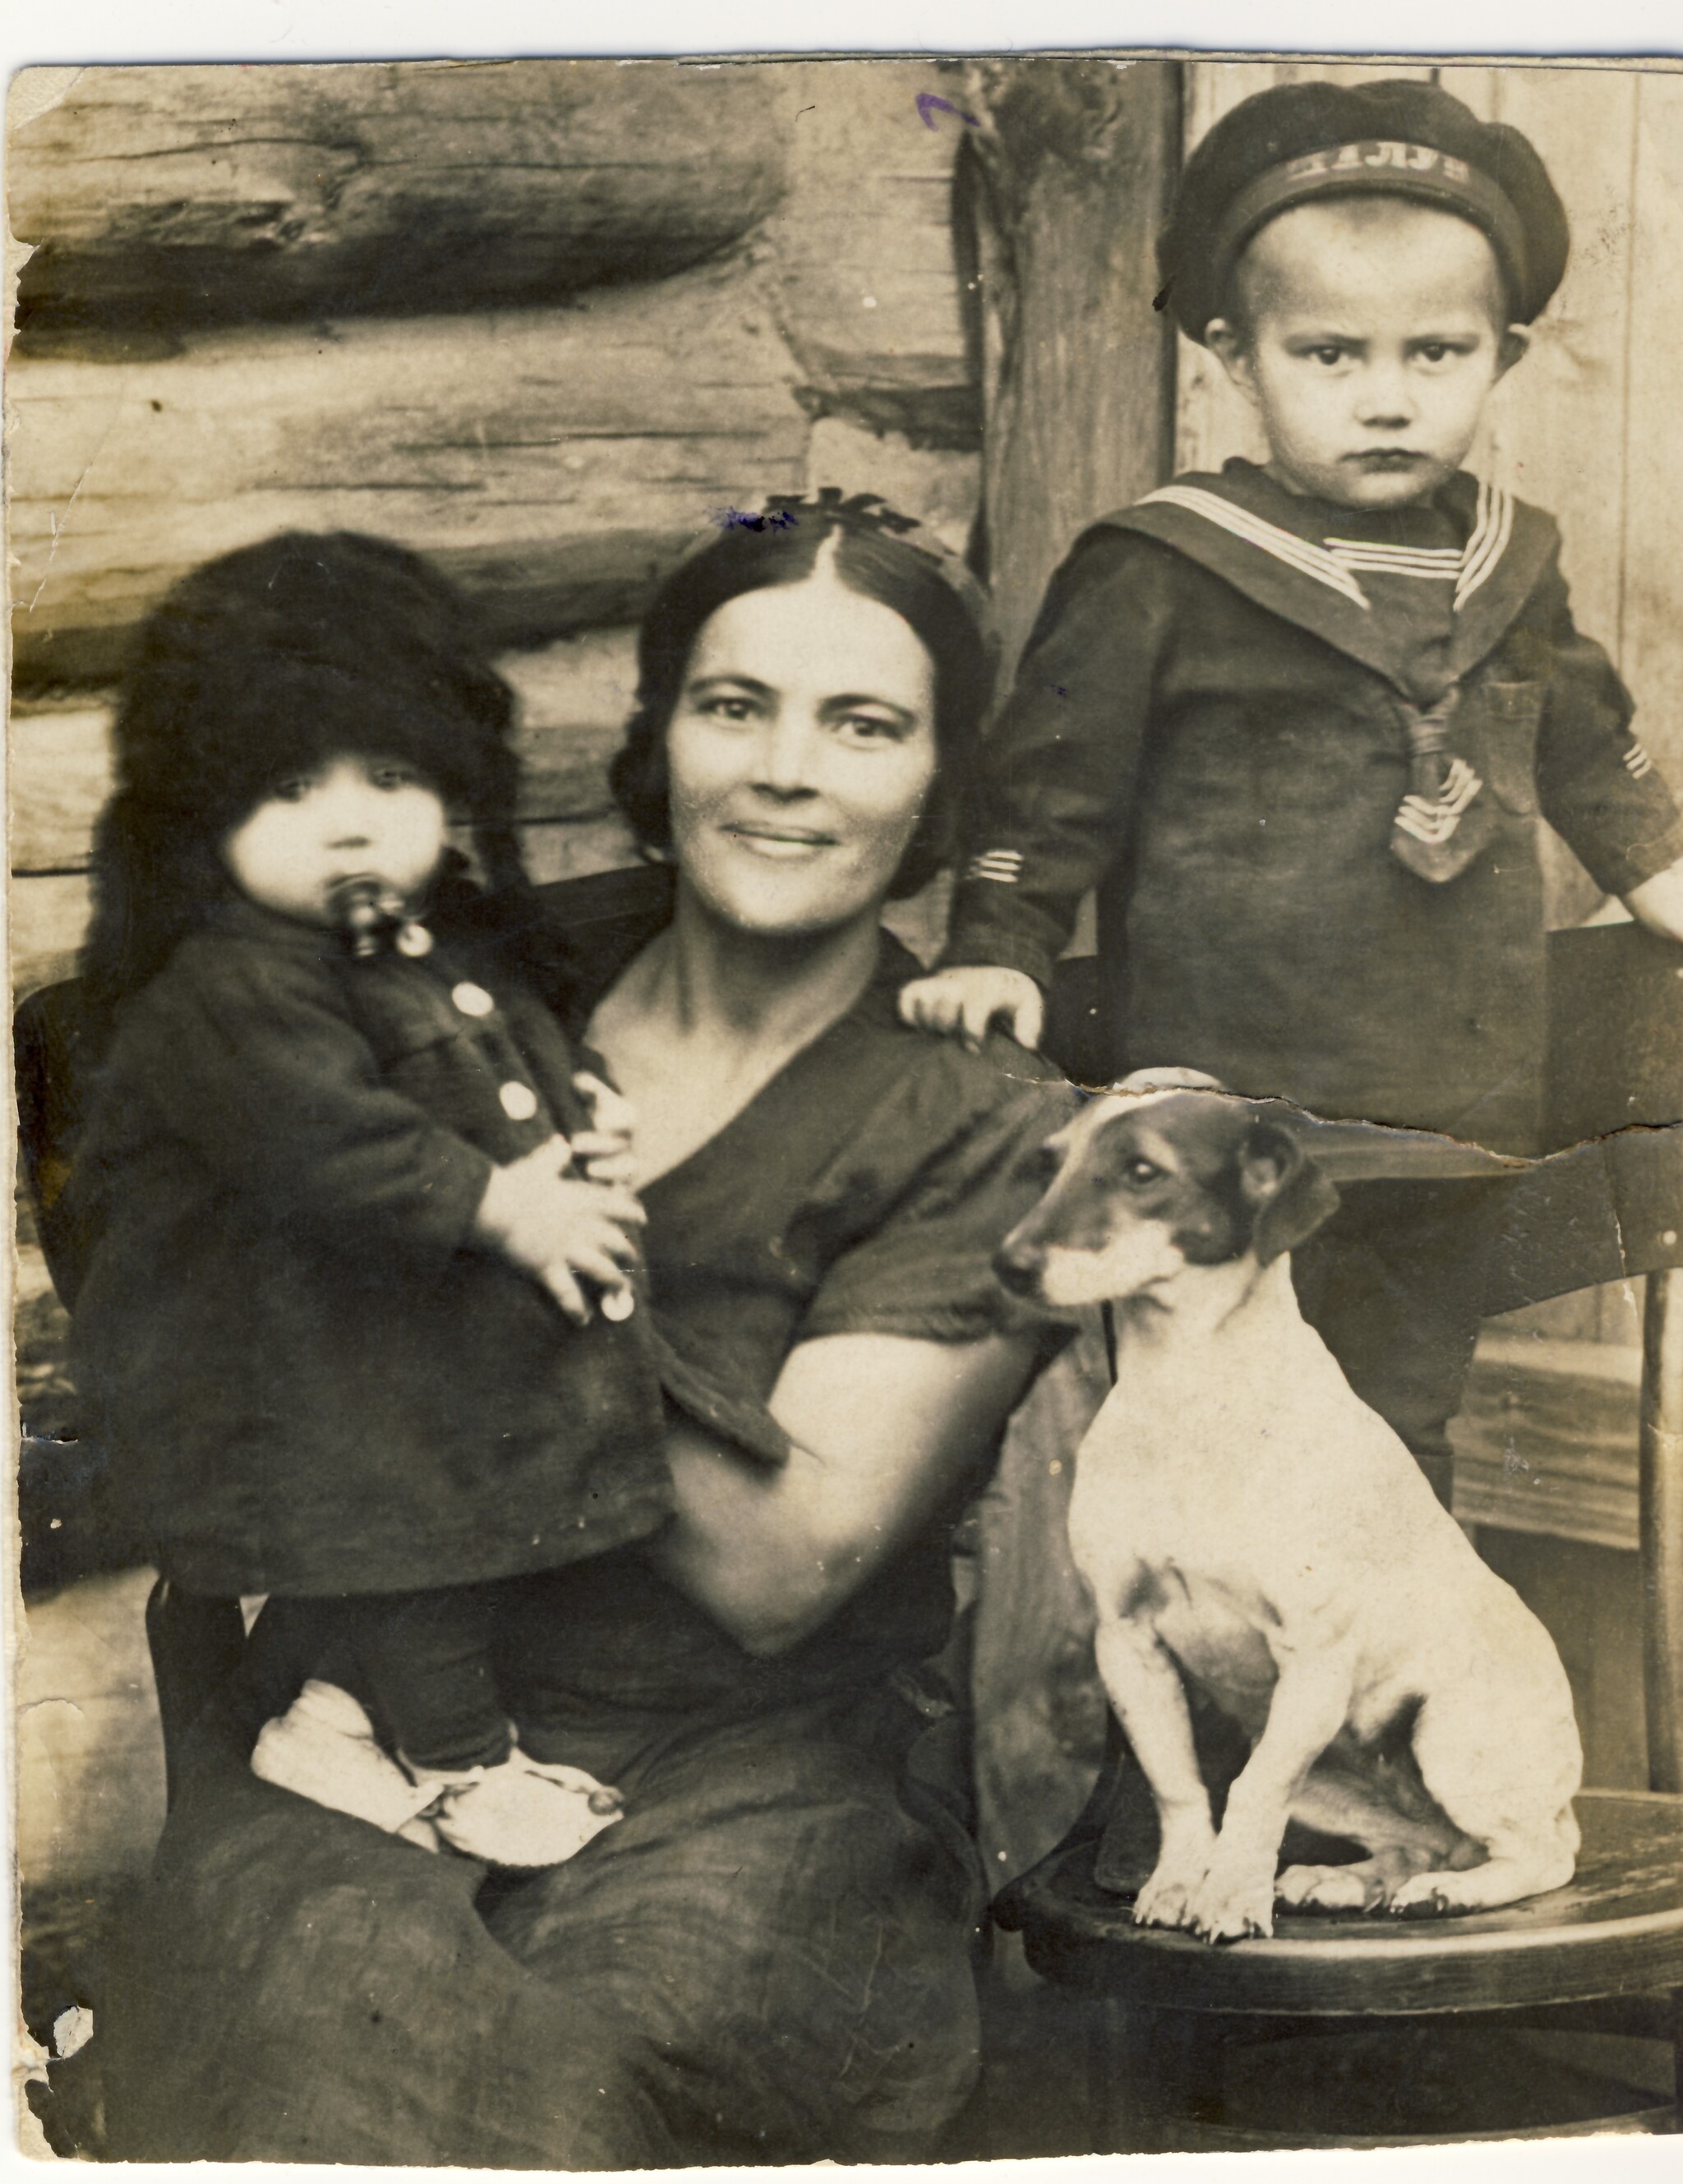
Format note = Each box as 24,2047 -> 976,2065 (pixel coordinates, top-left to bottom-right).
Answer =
425,1747 -> 624,1868
251,1679 -> 442,1850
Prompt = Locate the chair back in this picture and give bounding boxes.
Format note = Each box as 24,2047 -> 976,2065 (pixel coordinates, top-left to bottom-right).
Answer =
15,978 -> 102,1308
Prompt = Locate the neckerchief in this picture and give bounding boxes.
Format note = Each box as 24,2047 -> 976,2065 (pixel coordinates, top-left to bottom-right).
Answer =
1095,460 -> 1560,881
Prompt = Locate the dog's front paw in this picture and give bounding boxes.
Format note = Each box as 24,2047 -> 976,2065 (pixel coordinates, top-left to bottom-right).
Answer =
1186,1854 -> 1276,1942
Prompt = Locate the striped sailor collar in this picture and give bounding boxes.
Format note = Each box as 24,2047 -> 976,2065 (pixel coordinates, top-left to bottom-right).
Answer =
1098,460 -> 1559,705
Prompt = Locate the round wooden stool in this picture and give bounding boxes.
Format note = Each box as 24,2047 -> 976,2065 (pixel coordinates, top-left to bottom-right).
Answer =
998,1787 -> 1683,2149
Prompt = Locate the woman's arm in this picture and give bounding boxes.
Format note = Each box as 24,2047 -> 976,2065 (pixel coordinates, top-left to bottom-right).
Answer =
648,1329 -> 1040,1656
1623,855 -> 1683,942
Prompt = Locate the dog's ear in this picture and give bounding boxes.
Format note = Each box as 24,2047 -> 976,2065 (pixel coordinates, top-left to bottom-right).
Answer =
1238,1119 -> 1339,1264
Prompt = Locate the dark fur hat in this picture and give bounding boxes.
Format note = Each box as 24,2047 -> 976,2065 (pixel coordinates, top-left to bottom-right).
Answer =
1159,78 -> 1570,343
84,531 -> 523,1013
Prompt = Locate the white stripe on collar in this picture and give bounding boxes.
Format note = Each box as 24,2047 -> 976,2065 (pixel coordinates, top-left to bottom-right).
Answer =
1140,479 -> 1515,616
1455,479 -> 1513,608
1137,485 -> 1372,609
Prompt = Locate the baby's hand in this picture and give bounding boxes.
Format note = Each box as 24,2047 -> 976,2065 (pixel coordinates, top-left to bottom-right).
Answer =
569,1071 -> 637,1186
475,1136 -> 645,1325
529,1181 -> 644,1325
899,965 -> 1045,1052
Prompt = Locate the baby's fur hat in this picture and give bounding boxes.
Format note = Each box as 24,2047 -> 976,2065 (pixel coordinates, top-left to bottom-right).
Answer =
1159,78 -> 1570,344
111,530 -> 519,832
84,532 -> 523,1014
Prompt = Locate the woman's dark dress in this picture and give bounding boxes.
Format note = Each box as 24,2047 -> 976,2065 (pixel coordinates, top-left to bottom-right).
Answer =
102,868 -> 1072,2169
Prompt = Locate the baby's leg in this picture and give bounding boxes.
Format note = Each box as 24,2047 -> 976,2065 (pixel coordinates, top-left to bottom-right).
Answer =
365,1578 -> 626,1868
247,1583 -> 512,1845
354,1582 -> 513,1774
251,1584 -> 621,1864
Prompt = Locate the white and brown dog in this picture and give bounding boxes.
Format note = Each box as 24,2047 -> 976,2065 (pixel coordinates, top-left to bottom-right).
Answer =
995,1073 -> 1582,1943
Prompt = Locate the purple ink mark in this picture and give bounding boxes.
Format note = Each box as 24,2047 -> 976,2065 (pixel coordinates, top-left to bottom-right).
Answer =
917,93 -> 980,131
709,507 -> 798,532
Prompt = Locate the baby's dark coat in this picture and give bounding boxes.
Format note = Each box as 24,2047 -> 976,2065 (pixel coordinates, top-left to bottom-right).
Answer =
68,896 -> 671,1597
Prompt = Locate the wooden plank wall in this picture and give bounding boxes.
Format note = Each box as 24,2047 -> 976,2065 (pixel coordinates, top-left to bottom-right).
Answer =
8,58 -> 984,997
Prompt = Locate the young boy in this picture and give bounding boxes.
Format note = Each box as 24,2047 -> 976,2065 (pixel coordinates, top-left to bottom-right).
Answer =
904,78 -> 1683,1501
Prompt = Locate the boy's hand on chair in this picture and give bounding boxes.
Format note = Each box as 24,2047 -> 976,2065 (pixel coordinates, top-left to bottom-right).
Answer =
476,1136 -> 645,1324
898,965 -> 1045,1052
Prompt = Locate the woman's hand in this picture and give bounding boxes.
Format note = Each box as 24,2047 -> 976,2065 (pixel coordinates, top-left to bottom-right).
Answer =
570,1071 -> 639,1186
474,1136 -> 646,1324
648,1329 -> 1040,1656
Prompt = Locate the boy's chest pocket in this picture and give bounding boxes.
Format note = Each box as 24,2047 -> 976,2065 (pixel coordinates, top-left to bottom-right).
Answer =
1469,680 -> 1546,814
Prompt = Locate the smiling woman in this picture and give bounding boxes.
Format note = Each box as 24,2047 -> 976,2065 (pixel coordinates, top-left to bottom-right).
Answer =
667,564 -> 938,939
99,500 -> 1074,2168
595,559 -> 944,1183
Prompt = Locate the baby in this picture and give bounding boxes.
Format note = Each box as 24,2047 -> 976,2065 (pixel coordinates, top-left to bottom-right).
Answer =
906,79 -> 1683,1500
67,531 -> 671,1866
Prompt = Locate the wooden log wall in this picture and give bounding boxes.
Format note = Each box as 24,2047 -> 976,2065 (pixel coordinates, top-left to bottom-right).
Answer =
9,57 -> 984,997
11,63 -> 788,336
13,269 -> 813,682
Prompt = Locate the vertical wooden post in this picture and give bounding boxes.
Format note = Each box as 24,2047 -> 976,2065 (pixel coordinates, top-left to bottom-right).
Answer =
959,58 -> 1182,1884
958,57 -> 1181,674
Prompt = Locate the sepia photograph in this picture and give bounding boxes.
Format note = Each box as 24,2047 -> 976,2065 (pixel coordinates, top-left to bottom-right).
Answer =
8,21 -> 1683,2167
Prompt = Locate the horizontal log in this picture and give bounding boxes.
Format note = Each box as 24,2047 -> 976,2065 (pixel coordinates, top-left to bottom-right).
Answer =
8,706 -> 110,875
12,58 -> 977,450
12,61 -> 786,340
12,874 -> 93,1002
12,629 -> 641,874
10,264 -> 810,684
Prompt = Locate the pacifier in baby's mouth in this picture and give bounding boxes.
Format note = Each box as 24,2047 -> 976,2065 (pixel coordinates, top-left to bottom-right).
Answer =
329,878 -> 434,960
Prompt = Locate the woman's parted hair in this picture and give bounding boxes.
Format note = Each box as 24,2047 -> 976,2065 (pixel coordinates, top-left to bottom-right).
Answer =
82,530 -> 523,1016
610,500 -> 995,901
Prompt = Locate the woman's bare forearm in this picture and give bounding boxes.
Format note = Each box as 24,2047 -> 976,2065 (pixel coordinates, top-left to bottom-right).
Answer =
647,1427 -> 865,1657
647,1331 -> 1040,1656
1623,856 -> 1683,942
